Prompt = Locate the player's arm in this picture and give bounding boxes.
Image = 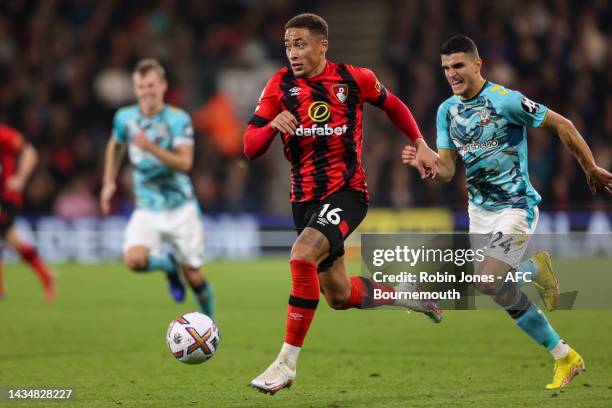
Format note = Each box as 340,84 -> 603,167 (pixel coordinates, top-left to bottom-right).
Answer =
7,141 -> 38,193
505,92 -> 612,196
101,136 -> 127,215
542,110 -> 612,195
435,149 -> 456,182
379,92 -> 439,178
133,132 -> 193,173
402,101 -> 457,181
243,77 -> 287,160
102,137 -> 126,184
401,146 -> 456,183
133,111 -> 195,173
243,112 -> 297,159
357,68 -> 438,178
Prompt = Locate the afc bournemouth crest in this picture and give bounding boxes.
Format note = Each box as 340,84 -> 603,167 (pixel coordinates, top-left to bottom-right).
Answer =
332,84 -> 348,103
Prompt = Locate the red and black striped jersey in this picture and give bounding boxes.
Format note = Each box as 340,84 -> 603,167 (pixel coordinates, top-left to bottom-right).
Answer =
248,61 -> 388,203
0,124 -> 25,204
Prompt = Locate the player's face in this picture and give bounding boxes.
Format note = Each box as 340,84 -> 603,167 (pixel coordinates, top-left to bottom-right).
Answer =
284,28 -> 328,78
441,52 -> 482,97
133,70 -> 167,114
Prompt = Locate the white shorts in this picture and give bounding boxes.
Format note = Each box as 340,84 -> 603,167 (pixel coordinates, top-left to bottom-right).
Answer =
123,201 -> 204,268
468,205 -> 539,268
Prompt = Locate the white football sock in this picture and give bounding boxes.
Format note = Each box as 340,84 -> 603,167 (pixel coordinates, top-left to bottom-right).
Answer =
550,339 -> 570,360
278,342 -> 300,367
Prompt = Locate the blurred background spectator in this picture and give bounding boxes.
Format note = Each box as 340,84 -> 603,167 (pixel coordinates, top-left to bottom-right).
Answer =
0,0 -> 609,218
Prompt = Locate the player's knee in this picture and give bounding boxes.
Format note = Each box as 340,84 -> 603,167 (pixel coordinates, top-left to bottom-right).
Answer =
320,281 -> 350,309
16,244 -> 37,262
123,253 -> 148,271
492,287 -> 519,306
325,291 -> 350,310
290,231 -> 328,264
290,242 -> 320,264
473,280 -> 501,296
182,267 -> 204,285
182,267 -> 199,278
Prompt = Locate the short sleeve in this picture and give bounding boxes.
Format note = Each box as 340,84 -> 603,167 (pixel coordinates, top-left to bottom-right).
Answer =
353,67 -> 387,106
502,90 -> 549,128
436,103 -> 456,151
172,111 -> 195,148
112,110 -> 127,143
248,77 -> 281,127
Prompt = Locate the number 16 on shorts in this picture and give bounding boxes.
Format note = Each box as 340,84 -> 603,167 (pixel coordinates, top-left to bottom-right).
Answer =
317,204 -> 343,226
316,203 -> 353,239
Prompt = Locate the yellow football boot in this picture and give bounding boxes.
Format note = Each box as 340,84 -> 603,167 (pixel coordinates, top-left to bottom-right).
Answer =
531,251 -> 560,311
546,347 -> 585,389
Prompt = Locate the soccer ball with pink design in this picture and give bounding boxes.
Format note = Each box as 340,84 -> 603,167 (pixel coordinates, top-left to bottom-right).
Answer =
166,312 -> 220,364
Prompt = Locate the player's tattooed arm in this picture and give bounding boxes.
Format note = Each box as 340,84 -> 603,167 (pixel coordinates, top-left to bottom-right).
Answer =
542,110 -> 612,196
402,146 -> 455,182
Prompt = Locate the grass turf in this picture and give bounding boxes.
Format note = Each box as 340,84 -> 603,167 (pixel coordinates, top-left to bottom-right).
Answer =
1,259 -> 611,407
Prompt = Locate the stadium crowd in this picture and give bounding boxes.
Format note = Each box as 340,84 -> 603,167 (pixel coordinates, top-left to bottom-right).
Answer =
0,0 -> 609,217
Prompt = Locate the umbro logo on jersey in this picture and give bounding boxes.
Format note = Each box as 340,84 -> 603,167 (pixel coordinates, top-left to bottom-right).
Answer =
289,86 -> 301,96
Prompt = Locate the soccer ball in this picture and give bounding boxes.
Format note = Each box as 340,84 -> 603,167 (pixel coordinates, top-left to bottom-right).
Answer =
166,312 -> 220,364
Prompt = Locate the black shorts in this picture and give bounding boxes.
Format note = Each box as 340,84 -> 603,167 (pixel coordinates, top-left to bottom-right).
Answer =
292,189 -> 368,272
0,201 -> 17,237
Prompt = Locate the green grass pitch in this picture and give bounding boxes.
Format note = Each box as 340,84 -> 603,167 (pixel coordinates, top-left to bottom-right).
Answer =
1,259 -> 611,407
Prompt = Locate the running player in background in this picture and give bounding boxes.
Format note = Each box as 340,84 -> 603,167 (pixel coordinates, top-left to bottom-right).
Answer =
100,59 -> 214,318
0,123 -> 55,302
403,35 -> 612,389
244,13 -> 441,394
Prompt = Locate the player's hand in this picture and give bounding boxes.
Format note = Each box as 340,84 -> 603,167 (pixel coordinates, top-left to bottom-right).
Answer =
414,140 -> 439,179
6,175 -> 26,193
402,144 -> 438,178
100,181 -> 116,215
586,166 -> 612,196
134,131 -> 153,152
401,145 -> 417,168
269,111 -> 298,135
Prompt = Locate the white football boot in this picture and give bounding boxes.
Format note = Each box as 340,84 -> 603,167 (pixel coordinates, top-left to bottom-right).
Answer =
250,358 -> 296,395
394,280 -> 443,323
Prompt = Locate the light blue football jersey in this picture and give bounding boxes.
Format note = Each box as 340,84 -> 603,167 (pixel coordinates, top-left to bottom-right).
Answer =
436,81 -> 548,212
112,104 -> 195,211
